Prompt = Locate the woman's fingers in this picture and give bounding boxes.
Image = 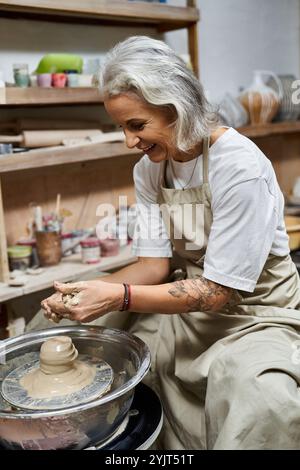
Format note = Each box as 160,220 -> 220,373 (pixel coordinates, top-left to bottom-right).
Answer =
49,312 -> 62,323
54,281 -> 85,295
41,299 -> 52,315
46,293 -> 71,316
41,301 -> 62,323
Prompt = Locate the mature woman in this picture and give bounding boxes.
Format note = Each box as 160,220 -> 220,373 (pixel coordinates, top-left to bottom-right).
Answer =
41,36 -> 300,450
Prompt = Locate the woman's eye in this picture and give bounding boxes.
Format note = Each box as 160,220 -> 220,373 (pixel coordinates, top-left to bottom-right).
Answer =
131,123 -> 145,131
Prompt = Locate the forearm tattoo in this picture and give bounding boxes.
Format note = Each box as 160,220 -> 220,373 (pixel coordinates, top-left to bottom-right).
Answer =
168,277 -> 232,313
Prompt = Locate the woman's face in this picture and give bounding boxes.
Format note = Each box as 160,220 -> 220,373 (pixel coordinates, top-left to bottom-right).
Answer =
104,93 -> 178,163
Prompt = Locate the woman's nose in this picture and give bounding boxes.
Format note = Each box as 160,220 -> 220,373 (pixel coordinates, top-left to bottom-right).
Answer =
124,130 -> 140,149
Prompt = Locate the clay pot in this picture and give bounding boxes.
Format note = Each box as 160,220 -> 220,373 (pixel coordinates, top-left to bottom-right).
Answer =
240,70 -> 282,125
35,231 -> 62,266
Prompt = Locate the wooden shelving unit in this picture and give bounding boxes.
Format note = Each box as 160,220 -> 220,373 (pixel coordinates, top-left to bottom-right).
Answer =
0,0 -> 200,74
0,244 -> 136,302
0,0 -> 200,291
2,87 -> 103,107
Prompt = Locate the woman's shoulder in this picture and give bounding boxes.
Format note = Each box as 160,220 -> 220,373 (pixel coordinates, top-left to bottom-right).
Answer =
210,127 -> 272,183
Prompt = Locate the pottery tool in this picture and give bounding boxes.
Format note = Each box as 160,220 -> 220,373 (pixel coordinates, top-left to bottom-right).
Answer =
1,336 -> 114,411
0,129 -> 103,148
55,193 -> 61,219
34,206 -> 43,231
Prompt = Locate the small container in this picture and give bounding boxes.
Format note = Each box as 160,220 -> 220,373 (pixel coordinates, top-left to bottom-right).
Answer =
67,73 -> 79,87
13,63 -> 30,88
80,237 -> 100,264
37,73 -> 52,87
17,238 -> 39,266
35,231 -> 61,266
61,232 -> 73,256
29,75 -> 38,87
0,144 -> 13,155
77,74 -> 94,87
70,229 -> 85,253
99,238 -> 120,257
7,245 -> 32,271
52,73 -> 67,88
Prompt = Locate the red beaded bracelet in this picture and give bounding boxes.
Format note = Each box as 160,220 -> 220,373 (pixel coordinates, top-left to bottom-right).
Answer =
120,283 -> 131,311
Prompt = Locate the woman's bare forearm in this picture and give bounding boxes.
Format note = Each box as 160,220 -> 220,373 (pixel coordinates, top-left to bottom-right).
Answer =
130,276 -> 232,314
98,257 -> 170,285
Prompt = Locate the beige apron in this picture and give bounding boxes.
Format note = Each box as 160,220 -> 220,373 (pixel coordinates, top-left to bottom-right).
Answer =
27,137 -> 300,449
132,137 -> 300,450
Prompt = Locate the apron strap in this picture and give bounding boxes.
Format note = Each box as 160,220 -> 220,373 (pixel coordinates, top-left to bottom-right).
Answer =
159,159 -> 167,187
202,136 -> 210,184
160,135 -> 210,187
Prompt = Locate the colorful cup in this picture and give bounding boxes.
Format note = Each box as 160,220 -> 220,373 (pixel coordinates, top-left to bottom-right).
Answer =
37,73 -> 52,87
67,73 -> 79,87
52,73 -> 67,88
77,74 -> 94,87
29,75 -> 38,87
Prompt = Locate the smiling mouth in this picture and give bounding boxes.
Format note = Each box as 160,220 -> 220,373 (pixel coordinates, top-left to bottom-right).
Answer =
140,144 -> 156,152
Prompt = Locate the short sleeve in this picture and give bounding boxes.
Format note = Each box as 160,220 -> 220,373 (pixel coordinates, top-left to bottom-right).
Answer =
131,160 -> 173,258
203,177 -> 278,292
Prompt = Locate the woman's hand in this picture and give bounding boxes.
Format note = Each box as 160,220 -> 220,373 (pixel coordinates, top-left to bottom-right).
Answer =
41,280 -> 124,323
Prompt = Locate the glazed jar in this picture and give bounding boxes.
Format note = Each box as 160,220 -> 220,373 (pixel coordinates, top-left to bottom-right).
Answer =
240,70 -> 283,125
17,238 -> 39,266
80,237 -> 100,264
13,63 -> 30,88
61,232 -> 73,256
99,238 -> 120,257
7,246 -> 32,271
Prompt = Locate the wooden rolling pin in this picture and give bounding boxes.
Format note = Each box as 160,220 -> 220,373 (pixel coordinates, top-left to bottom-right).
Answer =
62,131 -> 125,146
0,129 -> 103,148
0,119 -> 102,131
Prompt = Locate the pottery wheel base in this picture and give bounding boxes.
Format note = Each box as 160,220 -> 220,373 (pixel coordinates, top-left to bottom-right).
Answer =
1,353 -> 113,411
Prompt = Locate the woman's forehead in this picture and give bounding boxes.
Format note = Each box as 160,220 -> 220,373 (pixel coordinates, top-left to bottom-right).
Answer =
104,94 -> 172,122
105,93 -> 149,113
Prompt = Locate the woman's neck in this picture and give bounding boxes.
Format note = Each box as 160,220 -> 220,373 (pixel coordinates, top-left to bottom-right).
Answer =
172,127 -> 228,162
172,141 -> 203,162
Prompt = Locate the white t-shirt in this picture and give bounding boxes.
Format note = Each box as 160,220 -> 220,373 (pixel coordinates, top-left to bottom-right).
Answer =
132,127 -> 290,292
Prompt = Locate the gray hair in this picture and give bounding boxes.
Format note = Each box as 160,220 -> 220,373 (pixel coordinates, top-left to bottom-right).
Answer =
100,36 -> 219,153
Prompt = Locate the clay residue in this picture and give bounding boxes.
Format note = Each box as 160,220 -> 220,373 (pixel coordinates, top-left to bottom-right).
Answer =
62,292 -> 83,309
20,336 -> 96,399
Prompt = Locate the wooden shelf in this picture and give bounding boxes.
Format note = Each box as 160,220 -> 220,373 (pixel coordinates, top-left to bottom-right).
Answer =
0,141 -> 142,173
2,87 -> 103,107
0,1 -> 199,32
0,244 -> 137,302
238,121 -> 300,138
1,121 -> 299,174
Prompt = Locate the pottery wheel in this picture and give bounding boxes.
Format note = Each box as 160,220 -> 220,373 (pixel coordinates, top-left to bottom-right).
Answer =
1,336 -> 113,411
